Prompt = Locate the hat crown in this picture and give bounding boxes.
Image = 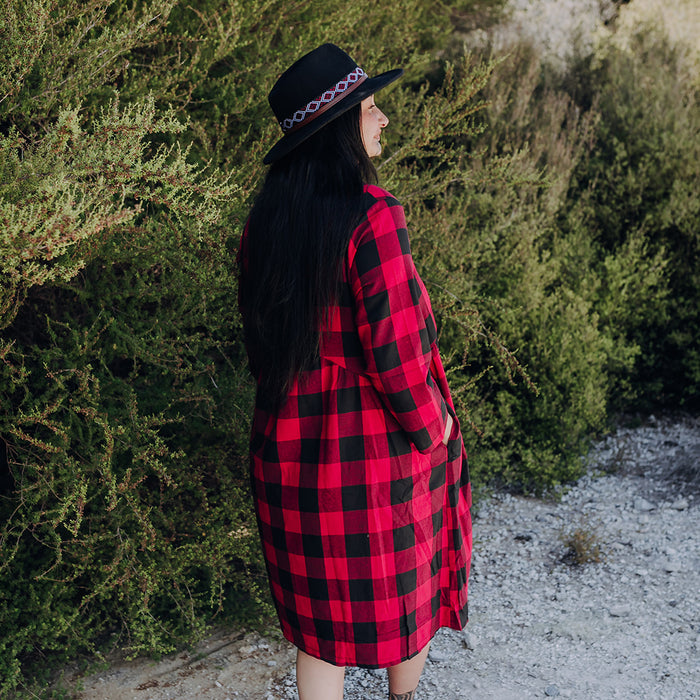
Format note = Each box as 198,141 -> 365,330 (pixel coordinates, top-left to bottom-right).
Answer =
268,44 -> 359,123
262,44 -> 402,164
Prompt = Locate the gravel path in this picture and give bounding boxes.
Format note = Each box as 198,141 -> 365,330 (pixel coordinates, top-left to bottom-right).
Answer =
68,414 -> 700,699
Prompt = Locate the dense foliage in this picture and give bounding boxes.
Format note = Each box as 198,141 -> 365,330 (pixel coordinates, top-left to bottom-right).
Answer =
0,0 -> 697,693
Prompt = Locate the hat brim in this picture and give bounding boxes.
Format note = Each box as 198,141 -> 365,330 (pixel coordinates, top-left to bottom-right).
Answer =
263,68 -> 403,164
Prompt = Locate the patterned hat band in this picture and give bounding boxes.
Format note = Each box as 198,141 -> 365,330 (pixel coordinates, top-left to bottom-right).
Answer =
279,67 -> 367,134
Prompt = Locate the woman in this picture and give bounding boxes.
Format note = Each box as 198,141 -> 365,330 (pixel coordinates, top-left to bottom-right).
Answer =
238,43 -> 472,700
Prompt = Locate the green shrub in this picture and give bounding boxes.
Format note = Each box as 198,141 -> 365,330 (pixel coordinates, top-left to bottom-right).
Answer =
563,30 -> 700,408
0,94 -> 257,692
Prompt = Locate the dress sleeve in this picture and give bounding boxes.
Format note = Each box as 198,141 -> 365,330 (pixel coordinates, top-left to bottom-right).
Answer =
349,195 -> 448,454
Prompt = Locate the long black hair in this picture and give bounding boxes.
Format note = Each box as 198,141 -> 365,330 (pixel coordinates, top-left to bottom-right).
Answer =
240,103 -> 378,409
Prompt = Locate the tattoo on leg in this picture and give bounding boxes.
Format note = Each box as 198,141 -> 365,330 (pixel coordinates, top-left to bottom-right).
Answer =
389,691 -> 416,700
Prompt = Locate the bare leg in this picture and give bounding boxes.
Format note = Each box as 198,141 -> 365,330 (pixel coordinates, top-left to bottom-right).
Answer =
296,648 -> 345,700
387,641 -> 430,698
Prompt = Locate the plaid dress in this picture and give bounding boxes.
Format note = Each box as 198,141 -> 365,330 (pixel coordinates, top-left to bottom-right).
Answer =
239,184 -> 471,668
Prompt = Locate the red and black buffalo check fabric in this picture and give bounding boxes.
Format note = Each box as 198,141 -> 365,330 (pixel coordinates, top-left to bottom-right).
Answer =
239,185 -> 472,668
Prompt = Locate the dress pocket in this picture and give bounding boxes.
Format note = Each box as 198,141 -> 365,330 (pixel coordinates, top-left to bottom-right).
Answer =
444,404 -> 462,462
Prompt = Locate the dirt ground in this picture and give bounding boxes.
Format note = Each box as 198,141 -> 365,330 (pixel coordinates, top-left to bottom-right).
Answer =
61,627 -> 296,700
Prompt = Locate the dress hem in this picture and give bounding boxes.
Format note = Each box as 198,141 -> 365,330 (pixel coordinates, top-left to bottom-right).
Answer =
280,610 -> 469,669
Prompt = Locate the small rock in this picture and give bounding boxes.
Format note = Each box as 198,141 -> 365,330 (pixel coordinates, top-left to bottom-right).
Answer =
267,660 -> 277,667
545,684 -> 561,697
634,497 -> 655,512
428,649 -> 450,664
462,631 -> 476,650
663,560 -> 682,573
608,604 -> 631,617
670,498 -> 689,511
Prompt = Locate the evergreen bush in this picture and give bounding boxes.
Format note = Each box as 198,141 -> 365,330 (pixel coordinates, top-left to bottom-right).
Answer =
562,30 -> 700,409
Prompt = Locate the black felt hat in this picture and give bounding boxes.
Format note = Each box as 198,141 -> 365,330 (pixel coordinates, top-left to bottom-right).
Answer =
263,43 -> 403,164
